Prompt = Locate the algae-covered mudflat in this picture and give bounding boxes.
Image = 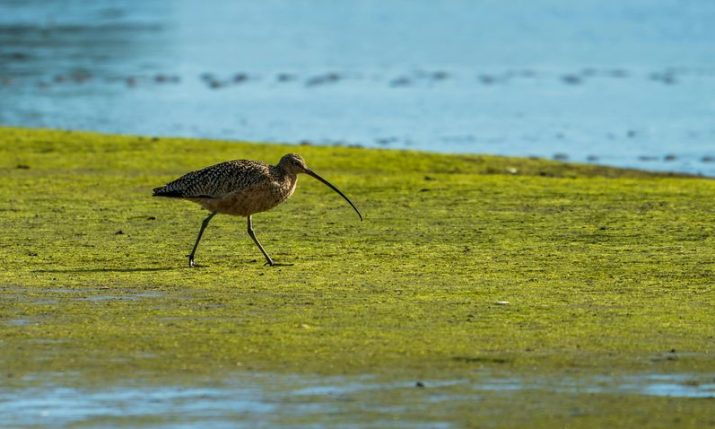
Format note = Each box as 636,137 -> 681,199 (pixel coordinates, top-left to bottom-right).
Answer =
0,127 -> 714,427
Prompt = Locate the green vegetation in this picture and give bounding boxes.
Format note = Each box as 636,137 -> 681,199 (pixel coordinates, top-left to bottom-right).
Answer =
1,127 -> 714,427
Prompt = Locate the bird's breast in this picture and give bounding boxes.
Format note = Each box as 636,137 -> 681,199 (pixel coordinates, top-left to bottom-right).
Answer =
274,174 -> 298,202
196,174 -> 297,216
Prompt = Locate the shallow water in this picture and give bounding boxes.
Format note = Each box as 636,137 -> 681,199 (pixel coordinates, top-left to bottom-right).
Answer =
1,0 -> 714,175
2,372 -> 713,428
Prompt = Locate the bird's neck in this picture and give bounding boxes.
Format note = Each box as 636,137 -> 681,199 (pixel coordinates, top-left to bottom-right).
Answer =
271,165 -> 298,189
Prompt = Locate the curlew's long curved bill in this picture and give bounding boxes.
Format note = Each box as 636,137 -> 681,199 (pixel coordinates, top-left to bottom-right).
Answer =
305,169 -> 363,221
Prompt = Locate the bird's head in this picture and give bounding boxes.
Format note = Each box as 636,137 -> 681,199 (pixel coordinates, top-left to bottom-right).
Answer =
277,153 -> 363,221
278,153 -> 309,175
278,153 -> 308,174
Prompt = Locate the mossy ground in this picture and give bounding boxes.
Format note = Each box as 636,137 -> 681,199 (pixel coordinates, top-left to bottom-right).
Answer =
1,127 -> 714,427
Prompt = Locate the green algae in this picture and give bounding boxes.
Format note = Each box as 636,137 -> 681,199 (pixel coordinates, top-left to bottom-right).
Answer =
1,127 -> 714,427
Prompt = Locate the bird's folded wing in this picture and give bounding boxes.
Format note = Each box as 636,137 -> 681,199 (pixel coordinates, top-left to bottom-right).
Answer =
154,161 -> 270,199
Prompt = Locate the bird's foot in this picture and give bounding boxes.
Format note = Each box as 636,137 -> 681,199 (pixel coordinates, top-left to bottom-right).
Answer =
264,260 -> 294,267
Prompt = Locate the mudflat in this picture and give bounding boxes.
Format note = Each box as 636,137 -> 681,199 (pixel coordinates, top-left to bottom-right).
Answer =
1,127 -> 713,428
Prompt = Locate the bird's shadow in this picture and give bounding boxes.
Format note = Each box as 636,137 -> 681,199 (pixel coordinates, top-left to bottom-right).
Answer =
243,259 -> 295,268
33,267 -> 175,274
34,262 -> 296,273
191,262 -> 295,268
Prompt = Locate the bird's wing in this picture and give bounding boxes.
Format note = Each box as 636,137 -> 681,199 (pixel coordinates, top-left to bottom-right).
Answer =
153,160 -> 271,199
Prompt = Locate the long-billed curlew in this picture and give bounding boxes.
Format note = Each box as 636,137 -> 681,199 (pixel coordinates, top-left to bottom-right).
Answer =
153,153 -> 362,267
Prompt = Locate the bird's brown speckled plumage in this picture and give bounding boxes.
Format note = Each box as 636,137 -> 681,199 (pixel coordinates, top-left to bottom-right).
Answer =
154,160 -> 298,216
153,153 -> 362,267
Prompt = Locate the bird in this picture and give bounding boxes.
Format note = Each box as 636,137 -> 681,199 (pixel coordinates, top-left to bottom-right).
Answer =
152,153 -> 362,267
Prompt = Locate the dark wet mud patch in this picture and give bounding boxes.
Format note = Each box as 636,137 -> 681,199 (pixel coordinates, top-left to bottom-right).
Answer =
4,318 -> 37,327
1,287 -> 165,305
76,290 -> 164,302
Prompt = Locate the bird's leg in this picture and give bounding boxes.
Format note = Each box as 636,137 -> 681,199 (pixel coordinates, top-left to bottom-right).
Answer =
247,215 -> 275,266
188,212 -> 216,267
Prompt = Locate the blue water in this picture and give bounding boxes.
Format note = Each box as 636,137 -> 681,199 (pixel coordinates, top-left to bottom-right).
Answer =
1,372 -> 713,428
1,0 -> 714,175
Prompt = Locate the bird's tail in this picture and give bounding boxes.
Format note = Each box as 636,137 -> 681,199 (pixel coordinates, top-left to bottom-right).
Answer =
152,186 -> 184,197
